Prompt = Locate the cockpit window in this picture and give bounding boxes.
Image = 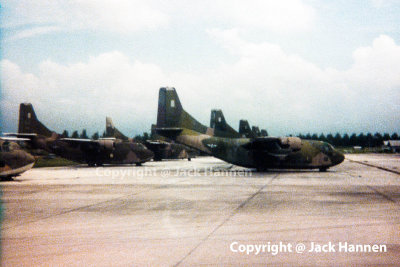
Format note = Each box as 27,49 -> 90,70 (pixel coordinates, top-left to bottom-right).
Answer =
1,142 -> 11,152
322,143 -> 334,153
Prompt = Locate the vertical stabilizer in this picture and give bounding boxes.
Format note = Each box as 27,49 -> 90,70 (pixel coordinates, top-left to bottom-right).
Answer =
18,103 -> 53,137
239,120 -> 256,138
156,87 -> 208,135
210,109 -> 240,138
252,126 -> 261,137
105,117 -> 129,140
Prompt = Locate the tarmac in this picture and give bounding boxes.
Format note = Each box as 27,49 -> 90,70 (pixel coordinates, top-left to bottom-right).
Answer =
1,154 -> 400,266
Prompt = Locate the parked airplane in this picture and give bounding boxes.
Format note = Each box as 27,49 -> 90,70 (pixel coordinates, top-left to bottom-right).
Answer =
155,87 -> 344,171
6,104 -> 154,166
106,117 -> 196,161
210,109 -> 241,138
0,138 -> 35,178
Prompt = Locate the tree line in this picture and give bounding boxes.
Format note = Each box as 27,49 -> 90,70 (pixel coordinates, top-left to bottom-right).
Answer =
296,132 -> 399,147
61,129 -> 399,148
61,129 -> 149,143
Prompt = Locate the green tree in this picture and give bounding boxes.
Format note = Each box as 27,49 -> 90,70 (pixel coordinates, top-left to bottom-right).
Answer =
342,133 -> 350,147
80,129 -> 88,139
319,133 -> 327,142
349,133 -> 357,146
92,132 -> 99,140
383,133 -> 391,141
61,130 -> 69,138
374,132 -> 383,147
71,130 -> 79,138
333,133 -> 342,146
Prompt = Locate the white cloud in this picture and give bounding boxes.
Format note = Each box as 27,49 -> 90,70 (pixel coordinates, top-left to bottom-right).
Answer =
370,0 -> 397,8
5,0 -> 315,40
215,0 -> 316,32
2,34 -> 400,135
6,26 -> 63,41
4,0 -> 170,39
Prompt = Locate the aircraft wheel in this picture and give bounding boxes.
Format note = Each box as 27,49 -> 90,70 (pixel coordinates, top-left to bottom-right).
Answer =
319,167 -> 328,172
88,162 -> 96,167
136,162 -> 142,166
96,162 -> 103,167
188,158 -> 191,161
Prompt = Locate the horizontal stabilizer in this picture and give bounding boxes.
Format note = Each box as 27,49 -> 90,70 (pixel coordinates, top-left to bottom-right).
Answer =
155,127 -> 183,140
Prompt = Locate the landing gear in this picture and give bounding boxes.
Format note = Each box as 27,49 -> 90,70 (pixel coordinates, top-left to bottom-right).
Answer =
135,162 -> 142,166
187,158 -> 191,161
319,167 -> 328,172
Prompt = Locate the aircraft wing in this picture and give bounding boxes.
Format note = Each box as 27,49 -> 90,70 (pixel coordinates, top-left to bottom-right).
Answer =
60,138 -> 100,144
98,137 -> 116,140
1,137 -> 31,142
3,133 -> 38,138
155,127 -> 183,140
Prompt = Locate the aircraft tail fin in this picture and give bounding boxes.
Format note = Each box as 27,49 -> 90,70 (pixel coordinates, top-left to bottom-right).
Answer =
210,109 -> 240,138
252,126 -> 261,137
260,129 -> 268,137
156,87 -> 209,139
18,103 -> 53,137
105,117 -> 128,140
239,120 -> 256,138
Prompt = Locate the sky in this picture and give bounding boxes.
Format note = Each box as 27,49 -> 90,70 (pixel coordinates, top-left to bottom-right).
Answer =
1,0 -> 400,137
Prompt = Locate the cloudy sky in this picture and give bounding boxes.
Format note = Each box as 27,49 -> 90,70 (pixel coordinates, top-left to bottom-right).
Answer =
1,0 -> 400,137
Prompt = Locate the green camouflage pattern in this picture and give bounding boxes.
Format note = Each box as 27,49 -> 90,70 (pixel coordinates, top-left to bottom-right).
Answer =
156,87 -> 344,171
0,139 -> 35,178
13,104 -> 153,166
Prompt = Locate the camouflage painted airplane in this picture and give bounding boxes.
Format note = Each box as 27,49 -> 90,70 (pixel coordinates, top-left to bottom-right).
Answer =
0,138 -> 35,178
239,120 -> 256,138
260,129 -> 268,137
6,104 -> 154,166
252,126 -> 261,137
156,87 -> 345,171
106,117 -> 129,141
105,117 -> 197,161
210,110 -> 269,139
210,109 -> 241,138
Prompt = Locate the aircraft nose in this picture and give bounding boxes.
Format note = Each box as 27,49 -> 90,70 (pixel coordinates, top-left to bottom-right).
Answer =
25,152 -> 36,164
144,149 -> 154,161
331,151 -> 345,166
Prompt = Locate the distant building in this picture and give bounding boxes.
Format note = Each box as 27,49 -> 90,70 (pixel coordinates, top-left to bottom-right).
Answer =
383,140 -> 400,153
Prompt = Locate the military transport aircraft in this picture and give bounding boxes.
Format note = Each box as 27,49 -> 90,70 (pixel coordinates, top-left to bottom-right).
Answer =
239,120 -> 256,138
156,87 -> 345,171
6,104 -> 154,166
105,117 -> 197,161
210,110 -> 269,139
0,138 -> 35,178
106,117 -> 130,141
210,109 -> 241,138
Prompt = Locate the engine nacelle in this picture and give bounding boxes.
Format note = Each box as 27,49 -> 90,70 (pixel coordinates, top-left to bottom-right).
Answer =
98,139 -> 114,151
279,137 -> 302,151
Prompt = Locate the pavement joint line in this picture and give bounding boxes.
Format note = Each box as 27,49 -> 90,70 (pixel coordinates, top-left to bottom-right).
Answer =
1,175 -> 195,230
347,159 -> 400,175
1,184 -> 165,231
174,174 -> 280,267
367,186 -> 396,203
